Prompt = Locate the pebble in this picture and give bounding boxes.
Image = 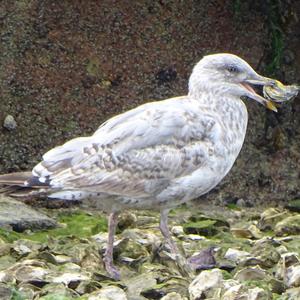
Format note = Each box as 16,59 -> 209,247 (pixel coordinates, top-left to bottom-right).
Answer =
3,115 -> 17,130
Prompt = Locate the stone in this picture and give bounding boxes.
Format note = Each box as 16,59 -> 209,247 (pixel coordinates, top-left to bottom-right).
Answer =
142,277 -> 189,299
0,196 -> 56,232
234,266 -> 267,281
247,287 -> 269,300
230,224 -> 262,239
286,199 -> 300,213
285,265 -> 300,287
188,268 -> 223,300
88,286 -> 127,300
0,283 -> 12,300
282,287 -> 300,299
125,273 -> 157,299
224,248 -> 251,263
52,272 -> 90,287
275,215 -> 300,236
14,265 -> 49,285
117,212 -> 137,231
222,283 -> 242,300
258,208 -> 289,231
276,252 -> 300,280
3,115 -> 17,130
161,292 -> 184,300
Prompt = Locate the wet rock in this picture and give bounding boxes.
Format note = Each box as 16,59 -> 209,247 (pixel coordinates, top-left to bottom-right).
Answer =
80,250 -> 103,271
0,283 -> 12,300
14,265 -> 49,286
161,292 -> 184,300
276,252 -> 300,282
275,215 -> 300,236
188,268 -> 223,300
224,248 -> 251,263
3,115 -> 17,130
39,282 -> 77,298
88,286 -> 127,300
121,228 -> 162,250
247,287 -> 269,299
0,196 -> 56,232
285,265 -> 300,287
234,266 -> 267,281
230,224 -> 262,239
188,246 -> 218,271
171,225 -> 185,237
12,239 -> 43,258
38,251 -> 73,265
0,239 -> 10,256
125,273 -> 157,299
0,270 -> 15,284
142,277 -> 189,299
117,212 -> 137,232
286,199 -> 300,213
52,272 -> 90,288
258,208 -> 289,231
117,238 -> 149,266
249,241 -> 280,268
18,283 -> 39,300
222,283 -> 242,300
184,215 -> 229,237
282,287 -> 300,299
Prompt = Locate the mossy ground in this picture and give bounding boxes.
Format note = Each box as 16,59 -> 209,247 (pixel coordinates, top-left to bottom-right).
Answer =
0,210 -> 107,243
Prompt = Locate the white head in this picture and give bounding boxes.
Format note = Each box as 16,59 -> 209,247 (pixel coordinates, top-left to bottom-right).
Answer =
189,53 -> 277,111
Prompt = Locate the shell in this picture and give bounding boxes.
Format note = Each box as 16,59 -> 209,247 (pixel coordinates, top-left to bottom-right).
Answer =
263,80 -> 299,103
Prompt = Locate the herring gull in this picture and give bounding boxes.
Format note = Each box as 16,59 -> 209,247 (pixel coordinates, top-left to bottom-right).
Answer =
0,53 -> 282,279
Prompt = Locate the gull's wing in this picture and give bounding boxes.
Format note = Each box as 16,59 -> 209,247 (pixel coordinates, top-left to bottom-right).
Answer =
32,96 -> 223,198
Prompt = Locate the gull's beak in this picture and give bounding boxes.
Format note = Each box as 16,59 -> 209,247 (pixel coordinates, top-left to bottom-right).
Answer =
241,74 -> 278,112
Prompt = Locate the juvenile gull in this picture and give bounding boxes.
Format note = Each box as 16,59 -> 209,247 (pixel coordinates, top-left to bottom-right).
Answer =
0,53 -> 280,279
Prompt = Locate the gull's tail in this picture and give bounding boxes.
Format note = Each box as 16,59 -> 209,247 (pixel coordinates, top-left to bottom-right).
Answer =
0,172 -> 49,198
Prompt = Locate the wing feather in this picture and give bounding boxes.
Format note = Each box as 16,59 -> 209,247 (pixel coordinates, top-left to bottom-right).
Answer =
32,97 -> 222,198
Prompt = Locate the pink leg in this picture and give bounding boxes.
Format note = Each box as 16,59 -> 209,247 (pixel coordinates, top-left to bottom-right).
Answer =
159,209 -> 193,277
103,212 -> 120,280
159,209 -> 179,255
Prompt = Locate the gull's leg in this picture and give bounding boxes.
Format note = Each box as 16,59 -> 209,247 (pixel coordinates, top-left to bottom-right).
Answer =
159,209 -> 179,255
159,209 -> 193,277
103,212 -> 120,280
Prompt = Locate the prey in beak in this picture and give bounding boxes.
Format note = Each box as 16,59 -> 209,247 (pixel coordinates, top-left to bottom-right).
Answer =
240,74 -> 278,112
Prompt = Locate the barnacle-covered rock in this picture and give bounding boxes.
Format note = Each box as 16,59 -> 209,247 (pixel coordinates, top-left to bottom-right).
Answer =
125,273 -> 157,299
39,282 -> 77,299
275,215 -> 300,236
230,224 -> 262,239
87,286 -> 127,300
282,287 -> 300,299
142,276 -> 189,299
161,292 -> 185,300
224,248 -> 251,263
285,265 -> 300,288
233,265 -> 268,281
258,208 -> 289,231
188,268 -> 223,300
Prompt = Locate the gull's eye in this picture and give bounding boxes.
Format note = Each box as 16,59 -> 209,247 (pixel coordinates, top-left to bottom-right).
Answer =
227,65 -> 239,73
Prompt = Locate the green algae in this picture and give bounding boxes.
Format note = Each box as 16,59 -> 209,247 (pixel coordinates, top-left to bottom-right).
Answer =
183,220 -> 217,236
0,211 -> 107,243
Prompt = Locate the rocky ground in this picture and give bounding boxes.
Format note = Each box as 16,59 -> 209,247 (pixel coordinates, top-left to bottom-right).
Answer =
0,196 -> 299,299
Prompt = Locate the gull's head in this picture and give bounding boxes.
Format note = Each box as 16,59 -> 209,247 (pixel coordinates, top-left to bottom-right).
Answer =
189,53 -> 277,111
